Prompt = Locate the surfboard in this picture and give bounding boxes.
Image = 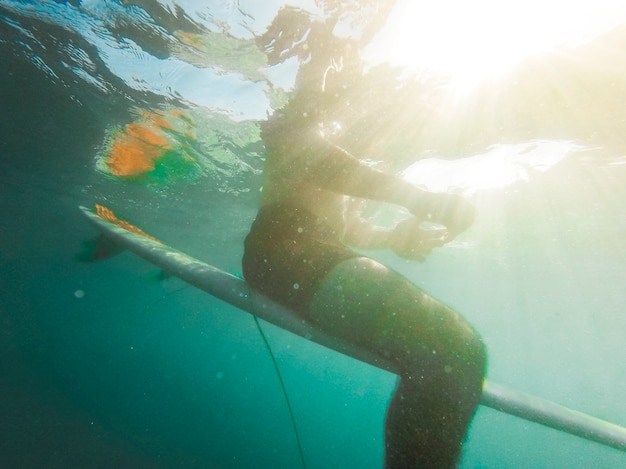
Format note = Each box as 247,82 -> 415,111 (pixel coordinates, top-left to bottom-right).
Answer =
80,205 -> 626,453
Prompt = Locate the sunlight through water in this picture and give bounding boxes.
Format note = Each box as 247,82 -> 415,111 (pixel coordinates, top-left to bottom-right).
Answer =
366,0 -> 626,89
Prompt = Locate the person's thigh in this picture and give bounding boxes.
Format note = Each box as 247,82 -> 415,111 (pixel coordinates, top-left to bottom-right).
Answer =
308,257 -> 482,373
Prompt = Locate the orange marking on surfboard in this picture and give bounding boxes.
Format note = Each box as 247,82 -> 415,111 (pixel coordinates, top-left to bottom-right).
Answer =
95,204 -> 161,243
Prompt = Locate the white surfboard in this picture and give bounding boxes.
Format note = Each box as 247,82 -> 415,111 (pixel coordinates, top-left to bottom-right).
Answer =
80,205 -> 626,453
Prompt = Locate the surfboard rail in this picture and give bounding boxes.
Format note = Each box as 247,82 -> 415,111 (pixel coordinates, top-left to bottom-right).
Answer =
80,205 -> 626,453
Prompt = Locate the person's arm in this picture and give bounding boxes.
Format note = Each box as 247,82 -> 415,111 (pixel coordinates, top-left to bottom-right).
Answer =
305,137 -> 476,236
305,139 -> 427,211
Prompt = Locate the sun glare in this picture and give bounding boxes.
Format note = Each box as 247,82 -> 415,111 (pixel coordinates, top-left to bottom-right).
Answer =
401,141 -> 580,194
366,0 -> 626,89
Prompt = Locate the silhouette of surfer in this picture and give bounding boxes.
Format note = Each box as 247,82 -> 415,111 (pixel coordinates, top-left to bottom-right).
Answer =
243,4 -> 486,467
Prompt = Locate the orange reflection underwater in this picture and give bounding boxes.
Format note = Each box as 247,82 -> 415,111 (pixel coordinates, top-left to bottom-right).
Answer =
101,108 -> 197,181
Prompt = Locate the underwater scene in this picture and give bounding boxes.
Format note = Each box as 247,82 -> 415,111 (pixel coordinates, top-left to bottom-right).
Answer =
1,0 -> 626,467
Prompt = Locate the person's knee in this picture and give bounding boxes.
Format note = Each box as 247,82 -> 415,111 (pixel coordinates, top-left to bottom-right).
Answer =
440,310 -> 487,380
439,328 -> 486,406
462,330 -> 487,386
426,325 -> 486,395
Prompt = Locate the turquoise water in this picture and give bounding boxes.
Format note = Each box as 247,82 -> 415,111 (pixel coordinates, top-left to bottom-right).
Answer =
1,1 -> 626,467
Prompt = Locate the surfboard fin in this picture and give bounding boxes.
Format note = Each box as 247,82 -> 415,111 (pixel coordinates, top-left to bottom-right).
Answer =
76,233 -> 125,262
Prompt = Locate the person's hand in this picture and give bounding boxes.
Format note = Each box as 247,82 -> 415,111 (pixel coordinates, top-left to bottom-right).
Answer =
389,218 -> 449,262
411,192 -> 476,237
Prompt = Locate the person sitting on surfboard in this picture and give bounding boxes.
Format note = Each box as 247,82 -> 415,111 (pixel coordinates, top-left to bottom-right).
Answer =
243,5 -> 486,468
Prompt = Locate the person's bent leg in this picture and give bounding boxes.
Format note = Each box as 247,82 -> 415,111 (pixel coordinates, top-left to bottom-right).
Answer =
308,257 -> 487,468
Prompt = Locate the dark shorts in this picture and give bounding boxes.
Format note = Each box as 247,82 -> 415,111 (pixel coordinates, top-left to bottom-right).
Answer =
242,204 -> 358,315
